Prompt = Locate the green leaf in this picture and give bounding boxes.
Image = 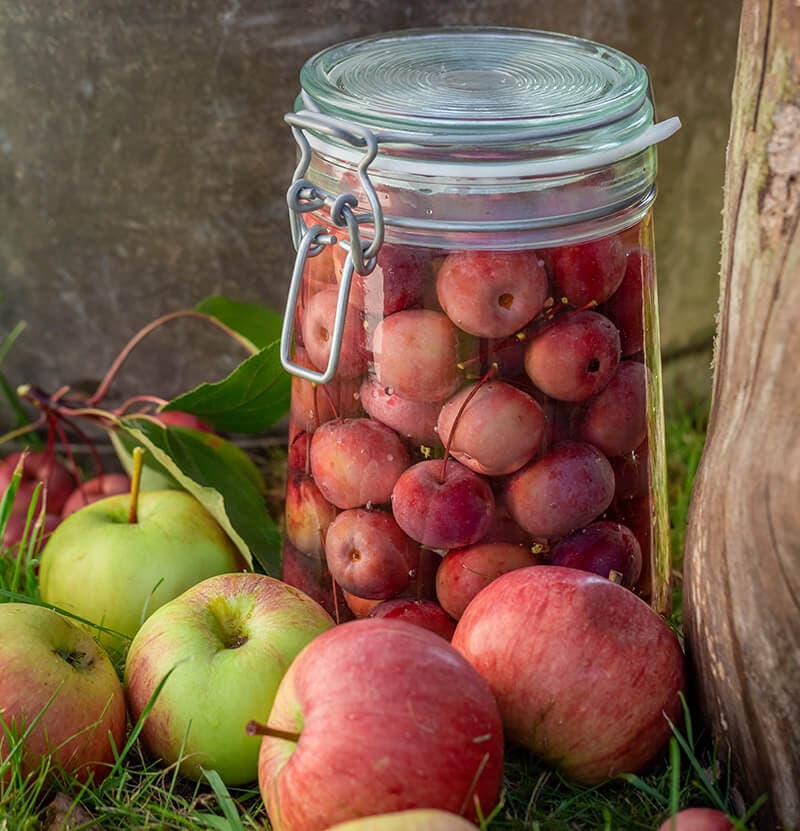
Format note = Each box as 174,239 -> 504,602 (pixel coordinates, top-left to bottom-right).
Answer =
111,425 -> 266,496
116,417 -> 281,575
164,342 -> 291,435
195,296 -> 283,353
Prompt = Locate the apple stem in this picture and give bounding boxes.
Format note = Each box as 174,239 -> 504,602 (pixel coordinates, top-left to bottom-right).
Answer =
440,363 -> 498,483
87,310 -> 255,407
128,447 -> 145,524
245,720 -> 301,743
317,383 -> 340,421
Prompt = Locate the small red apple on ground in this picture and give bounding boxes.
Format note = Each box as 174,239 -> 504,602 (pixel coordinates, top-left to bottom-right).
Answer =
452,566 -> 685,784
657,808 -> 735,831
0,451 -> 73,516
61,473 -> 131,517
253,619 -> 503,831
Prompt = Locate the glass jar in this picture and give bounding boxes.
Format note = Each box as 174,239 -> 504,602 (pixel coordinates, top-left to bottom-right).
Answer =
279,27 -> 679,623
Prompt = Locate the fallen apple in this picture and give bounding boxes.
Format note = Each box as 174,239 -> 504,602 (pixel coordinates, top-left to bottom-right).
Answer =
125,572 -> 333,785
657,808 -> 735,831
0,603 -> 126,783
326,809 -> 477,831
0,451 -> 73,516
61,473 -> 131,517
253,619 -> 503,831
39,449 -> 244,652
452,566 -> 685,784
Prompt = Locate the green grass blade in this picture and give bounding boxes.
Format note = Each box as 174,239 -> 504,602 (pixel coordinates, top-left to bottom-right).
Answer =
202,768 -> 246,831
669,737 -> 681,817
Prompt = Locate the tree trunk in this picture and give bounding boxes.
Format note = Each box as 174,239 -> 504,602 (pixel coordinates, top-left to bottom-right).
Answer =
684,1 -> 800,829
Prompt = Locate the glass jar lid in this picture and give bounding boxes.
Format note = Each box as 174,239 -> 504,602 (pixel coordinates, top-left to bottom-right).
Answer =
300,27 -> 650,143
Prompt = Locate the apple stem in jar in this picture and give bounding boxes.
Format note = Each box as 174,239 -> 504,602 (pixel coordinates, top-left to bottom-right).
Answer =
128,447 -> 145,524
246,720 -> 301,743
440,363 -> 498,483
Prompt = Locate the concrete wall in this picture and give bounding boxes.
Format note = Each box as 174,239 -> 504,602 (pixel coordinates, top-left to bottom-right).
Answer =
0,1 -> 739,429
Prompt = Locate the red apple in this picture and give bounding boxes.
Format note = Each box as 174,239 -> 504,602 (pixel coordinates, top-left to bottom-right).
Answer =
255,619 -> 503,831
657,808 -> 735,831
452,566 -> 685,784
0,451 -> 73,516
0,603 -> 126,783
2,511 -> 61,556
156,410 -> 214,432
61,473 -> 131,517
368,599 -> 456,641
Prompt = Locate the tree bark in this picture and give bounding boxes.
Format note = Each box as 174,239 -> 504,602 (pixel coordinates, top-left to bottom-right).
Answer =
684,2 -> 800,829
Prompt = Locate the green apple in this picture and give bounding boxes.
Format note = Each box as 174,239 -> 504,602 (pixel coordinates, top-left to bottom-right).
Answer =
326,811 -> 477,831
39,489 -> 244,652
0,603 -> 126,783
124,573 -> 333,785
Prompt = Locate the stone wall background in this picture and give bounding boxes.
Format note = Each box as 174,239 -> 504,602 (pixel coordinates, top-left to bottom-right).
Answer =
0,0 -> 739,430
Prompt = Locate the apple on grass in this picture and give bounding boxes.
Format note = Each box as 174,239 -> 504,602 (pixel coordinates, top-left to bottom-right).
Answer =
252,618 -> 504,831
326,809 -> 476,831
61,473 -> 131,517
0,603 -> 126,783
658,808 -> 735,831
0,451 -> 74,516
38,448 -> 245,652
124,573 -> 333,785
452,566 -> 685,785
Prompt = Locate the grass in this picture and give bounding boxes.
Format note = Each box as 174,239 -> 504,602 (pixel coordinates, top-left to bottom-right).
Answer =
0,405 -> 766,831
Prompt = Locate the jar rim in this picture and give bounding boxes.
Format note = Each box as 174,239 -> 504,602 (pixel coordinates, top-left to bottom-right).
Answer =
300,27 -> 651,142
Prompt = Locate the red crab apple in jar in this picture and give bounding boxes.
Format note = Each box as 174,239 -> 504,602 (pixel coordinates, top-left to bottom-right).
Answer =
436,542 -> 539,620
547,234 -> 626,307
505,442 -> 615,540
437,380 -> 546,476
436,250 -> 548,338
391,459 -> 495,549
548,521 -> 642,588
524,310 -> 621,402
324,508 -> 419,600
250,619 -> 503,831
368,598 -> 456,641
125,573 -> 334,785
452,566 -> 685,784
310,418 -> 409,510
580,361 -> 649,457
372,309 -> 460,402
602,246 -> 653,357
0,603 -> 126,783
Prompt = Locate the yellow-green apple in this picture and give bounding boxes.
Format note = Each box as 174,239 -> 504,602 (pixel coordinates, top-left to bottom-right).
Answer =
61,473 -> 131,517
39,490 -> 244,652
452,566 -> 685,784
0,451 -> 73,515
0,603 -> 126,783
253,619 -> 503,831
124,573 -> 333,785
326,809 -> 477,831
658,809 -> 735,831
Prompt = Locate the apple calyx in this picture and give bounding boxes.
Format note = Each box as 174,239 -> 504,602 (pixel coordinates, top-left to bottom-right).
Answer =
245,720 -> 301,744
54,647 -> 92,671
128,447 -> 145,524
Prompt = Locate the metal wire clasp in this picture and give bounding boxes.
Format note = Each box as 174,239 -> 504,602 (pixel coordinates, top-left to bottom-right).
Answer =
280,110 -> 385,383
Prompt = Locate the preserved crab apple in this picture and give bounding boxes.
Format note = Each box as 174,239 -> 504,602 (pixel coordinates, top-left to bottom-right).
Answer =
280,27 -> 677,620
